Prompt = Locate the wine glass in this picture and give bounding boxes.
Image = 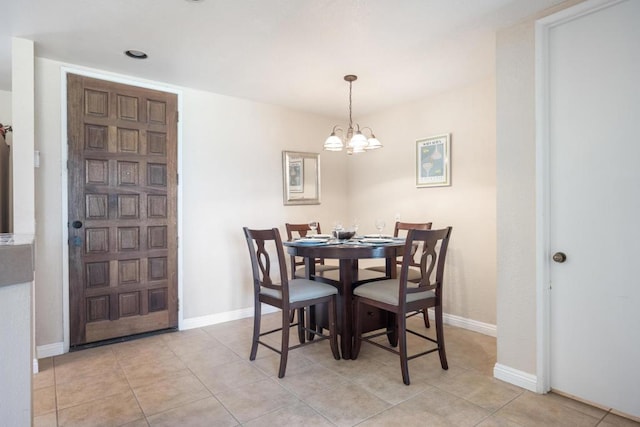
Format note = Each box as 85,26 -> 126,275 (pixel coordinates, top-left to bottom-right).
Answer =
308,221 -> 318,236
352,218 -> 359,236
374,219 -> 386,237
333,220 -> 344,239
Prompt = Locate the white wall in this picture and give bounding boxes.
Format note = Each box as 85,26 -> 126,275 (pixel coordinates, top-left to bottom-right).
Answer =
32,57 -> 348,346
179,86 -> 348,319
12,38 -> 35,235
0,90 -> 10,122
495,0 -> 584,377
347,78 -> 497,325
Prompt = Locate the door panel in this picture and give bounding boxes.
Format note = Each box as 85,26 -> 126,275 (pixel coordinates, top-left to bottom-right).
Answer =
67,74 -> 178,346
548,0 -> 640,417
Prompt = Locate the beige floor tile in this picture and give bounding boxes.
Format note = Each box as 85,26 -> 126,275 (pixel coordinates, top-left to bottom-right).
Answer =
132,371 -> 211,416
54,347 -> 120,385
220,336 -> 263,360
146,397 -> 238,427
475,413 -> 525,426
33,385 -> 57,417
56,367 -> 130,409
33,411 -> 58,427
120,352 -> 188,389
121,419 -> 150,427
57,390 -> 143,427
177,342 -> 242,370
202,322 -> 255,344
495,391 -> 601,426
600,413 -> 640,426
406,351 -> 468,385
364,386 -> 490,426
111,335 -> 171,362
215,378 -> 299,423
243,402 -> 333,426
358,407 -> 447,427
251,350 -> 315,378
34,358 -> 56,390
42,316 -> 618,427
275,362 -> 350,397
435,369 -> 524,411
194,359 -> 268,395
351,362 -> 432,404
320,353 -> 388,378
303,381 -> 392,427
545,391 -> 608,420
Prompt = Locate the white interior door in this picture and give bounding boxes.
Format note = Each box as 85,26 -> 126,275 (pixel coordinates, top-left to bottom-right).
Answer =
547,0 -> 640,417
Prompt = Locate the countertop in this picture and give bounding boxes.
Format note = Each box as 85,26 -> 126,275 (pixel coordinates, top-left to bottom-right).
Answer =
0,233 -> 34,287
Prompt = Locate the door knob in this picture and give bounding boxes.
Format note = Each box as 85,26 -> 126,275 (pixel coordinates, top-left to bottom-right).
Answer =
71,220 -> 83,229
552,252 -> 567,263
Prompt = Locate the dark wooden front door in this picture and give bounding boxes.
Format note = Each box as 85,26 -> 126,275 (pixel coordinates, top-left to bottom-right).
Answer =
67,74 -> 178,346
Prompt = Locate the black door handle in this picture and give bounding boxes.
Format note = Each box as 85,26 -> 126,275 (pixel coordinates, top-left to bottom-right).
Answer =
72,220 -> 83,229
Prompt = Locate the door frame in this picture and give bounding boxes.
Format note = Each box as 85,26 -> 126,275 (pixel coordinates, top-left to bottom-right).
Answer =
60,66 -> 184,352
534,0 -> 623,394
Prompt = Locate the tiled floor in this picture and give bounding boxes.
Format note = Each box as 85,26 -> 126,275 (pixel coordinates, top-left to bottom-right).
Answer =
33,313 -> 639,426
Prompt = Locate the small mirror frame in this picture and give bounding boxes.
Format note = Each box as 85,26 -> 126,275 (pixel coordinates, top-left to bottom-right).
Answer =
282,151 -> 321,205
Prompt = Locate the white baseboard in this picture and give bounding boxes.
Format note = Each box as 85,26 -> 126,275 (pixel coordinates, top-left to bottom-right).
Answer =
494,363 -> 538,392
181,304 -> 279,330
424,309 -> 497,337
37,341 -> 65,359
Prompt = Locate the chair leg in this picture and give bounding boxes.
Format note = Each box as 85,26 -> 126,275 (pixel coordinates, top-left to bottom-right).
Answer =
352,297 -> 363,359
250,302 -> 261,361
328,296 -> 340,360
423,307 -> 430,328
296,308 -> 305,344
387,313 -> 398,347
278,309 -> 290,378
307,305 -> 316,341
435,304 -> 448,370
398,312 -> 410,385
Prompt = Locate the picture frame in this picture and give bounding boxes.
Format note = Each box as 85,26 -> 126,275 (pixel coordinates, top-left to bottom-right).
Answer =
288,157 -> 304,193
416,134 -> 451,187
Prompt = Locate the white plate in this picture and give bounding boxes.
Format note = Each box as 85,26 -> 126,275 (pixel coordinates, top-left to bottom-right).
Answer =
360,237 -> 394,244
296,238 -> 330,245
363,234 -> 393,239
310,234 -> 331,239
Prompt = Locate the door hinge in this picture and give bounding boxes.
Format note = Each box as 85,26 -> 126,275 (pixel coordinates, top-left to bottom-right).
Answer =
176,236 -> 179,248
176,173 -> 179,185
175,111 -> 179,122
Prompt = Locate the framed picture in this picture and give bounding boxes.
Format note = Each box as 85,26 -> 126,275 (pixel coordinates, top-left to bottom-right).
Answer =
288,158 -> 304,193
416,134 -> 451,187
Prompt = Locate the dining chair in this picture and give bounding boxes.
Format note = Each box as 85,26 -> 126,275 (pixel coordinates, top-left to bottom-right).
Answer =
365,221 -> 433,327
285,222 -> 339,279
243,227 -> 340,378
352,227 -> 452,385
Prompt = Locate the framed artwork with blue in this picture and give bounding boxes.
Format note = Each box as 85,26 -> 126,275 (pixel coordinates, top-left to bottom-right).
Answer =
416,134 -> 451,187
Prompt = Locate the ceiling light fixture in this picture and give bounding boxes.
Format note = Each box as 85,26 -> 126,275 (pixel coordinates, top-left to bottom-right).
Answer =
125,50 -> 148,59
324,75 -> 382,154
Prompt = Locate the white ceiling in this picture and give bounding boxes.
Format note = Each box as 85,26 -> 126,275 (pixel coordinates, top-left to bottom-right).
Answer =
1,0 -> 566,118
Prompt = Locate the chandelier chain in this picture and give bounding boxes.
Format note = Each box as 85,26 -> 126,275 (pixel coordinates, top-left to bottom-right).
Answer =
348,80 -> 353,129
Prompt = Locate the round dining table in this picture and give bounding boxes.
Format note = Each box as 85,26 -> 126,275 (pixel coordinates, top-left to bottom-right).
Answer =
284,238 -> 405,359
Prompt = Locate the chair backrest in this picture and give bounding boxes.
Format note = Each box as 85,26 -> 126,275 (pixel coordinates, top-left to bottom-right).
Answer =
285,222 -> 320,240
394,221 -> 432,268
399,227 -> 452,303
285,222 -> 325,277
243,227 -> 290,304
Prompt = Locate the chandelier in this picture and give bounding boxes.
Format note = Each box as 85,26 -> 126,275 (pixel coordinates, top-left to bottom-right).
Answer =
323,75 -> 382,154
